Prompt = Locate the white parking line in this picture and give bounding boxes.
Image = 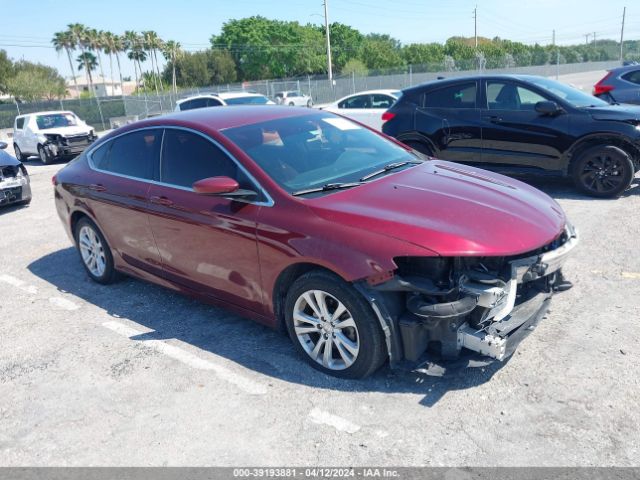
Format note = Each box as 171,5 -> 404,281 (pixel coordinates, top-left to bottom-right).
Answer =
307,407 -> 361,434
0,274 -> 38,295
49,296 -> 81,311
102,320 -> 267,395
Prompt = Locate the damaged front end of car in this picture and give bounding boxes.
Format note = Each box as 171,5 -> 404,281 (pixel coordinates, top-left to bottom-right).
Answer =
356,223 -> 579,369
40,131 -> 96,159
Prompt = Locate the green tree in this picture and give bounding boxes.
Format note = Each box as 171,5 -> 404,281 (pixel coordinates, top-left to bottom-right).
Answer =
7,61 -> 66,101
329,23 -> 364,72
341,58 -> 368,76
76,51 -> 98,88
162,40 -> 182,94
0,49 -> 14,94
401,43 -> 445,67
361,34 -> 404,70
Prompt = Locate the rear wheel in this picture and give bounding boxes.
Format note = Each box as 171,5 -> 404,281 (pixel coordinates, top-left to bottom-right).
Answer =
13,144 -> 25,161
571,145 -> 634,198
284,271 -> 387,379
402,140 -> 434,157
306,99 -> 313,108
74,217 -> 119,284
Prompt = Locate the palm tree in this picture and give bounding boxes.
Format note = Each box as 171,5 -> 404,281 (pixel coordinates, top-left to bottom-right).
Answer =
142,31 -> 161,95
162,40 -> 182,95
85,29 -> 109,95
102,31 -> 118,94
52,31 -> 79,99
76,52 -> 98,88
124,30 -> 147,94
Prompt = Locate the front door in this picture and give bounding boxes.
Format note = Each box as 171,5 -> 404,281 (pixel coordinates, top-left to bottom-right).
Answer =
414,81 -> 482,163
479,80 -> 570,173
146,128 -> 264,313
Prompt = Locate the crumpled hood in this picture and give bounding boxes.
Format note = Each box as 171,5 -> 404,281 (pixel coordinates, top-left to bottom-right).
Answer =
307,161 -> 566,257
587,104 -> 640,122
40,125 -> 92,137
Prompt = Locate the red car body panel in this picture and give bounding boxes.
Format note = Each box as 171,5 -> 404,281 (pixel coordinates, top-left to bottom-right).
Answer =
54,106 -> 568,331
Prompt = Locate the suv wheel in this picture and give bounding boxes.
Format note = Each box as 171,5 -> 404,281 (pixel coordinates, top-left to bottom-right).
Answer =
38,145 -> 53,165
403,140 -> 434,157
572,145 -> 634,198
74,217 -> 120,284
284,271 -> 387,379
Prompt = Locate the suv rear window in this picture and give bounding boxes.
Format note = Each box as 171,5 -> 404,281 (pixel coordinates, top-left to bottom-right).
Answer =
424,82 -> 477,109
622,70 -> 640,85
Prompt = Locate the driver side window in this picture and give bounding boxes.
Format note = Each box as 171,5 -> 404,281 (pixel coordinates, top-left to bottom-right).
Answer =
487,82 -> 548,111
160,129 -> 252,191
339,95 -> 370,109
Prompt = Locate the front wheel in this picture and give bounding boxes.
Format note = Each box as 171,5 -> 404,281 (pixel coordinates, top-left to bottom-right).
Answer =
38,145 -> 53,165
74,217 -> 119,284
284,271 -> 387,379
306,99 -> 313,108
571,145 -> 634,198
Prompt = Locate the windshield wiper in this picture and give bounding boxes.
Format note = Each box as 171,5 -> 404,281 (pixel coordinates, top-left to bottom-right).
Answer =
359,160 -> 422,182
291,182 -> 363,197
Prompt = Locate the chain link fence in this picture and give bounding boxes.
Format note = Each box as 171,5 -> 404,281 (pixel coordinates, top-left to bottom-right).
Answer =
0,59 -> 620,134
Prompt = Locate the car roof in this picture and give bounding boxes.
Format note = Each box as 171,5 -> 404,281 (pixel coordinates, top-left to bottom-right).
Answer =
176,92 -> 268,105
402,74 -> 550,94
333,89 -> 401,104
16,110 -> 75,117
115,105 -> 322,135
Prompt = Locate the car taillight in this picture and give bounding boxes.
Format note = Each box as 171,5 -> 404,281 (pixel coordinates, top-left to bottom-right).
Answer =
381,112 -> 396,122
593,71 -> 614,95
51,174 -> 57,185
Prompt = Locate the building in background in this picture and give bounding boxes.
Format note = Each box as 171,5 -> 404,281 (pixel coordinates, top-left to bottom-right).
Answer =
65,75 -> 123,98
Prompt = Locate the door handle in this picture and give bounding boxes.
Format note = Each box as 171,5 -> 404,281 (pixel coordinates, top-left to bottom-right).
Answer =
150,195 -> 174,206
483,115 -> 504,124
89,183 -> 106,192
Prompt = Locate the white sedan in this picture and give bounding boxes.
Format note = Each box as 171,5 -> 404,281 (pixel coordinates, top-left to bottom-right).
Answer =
317,89 -> 401,131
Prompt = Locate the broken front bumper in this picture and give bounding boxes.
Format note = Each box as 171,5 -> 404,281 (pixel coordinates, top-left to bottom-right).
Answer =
360,223 -> 579,366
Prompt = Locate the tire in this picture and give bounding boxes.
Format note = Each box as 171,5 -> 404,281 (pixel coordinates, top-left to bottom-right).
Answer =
306,99 -> 313,108
284,270 -> 387,379
74,217 -> 119,284
288,102 -> 295,107
571,145 -> 634,198
402,140 -> 434,157
38,145 -> 53,165
13,144 -> 25,162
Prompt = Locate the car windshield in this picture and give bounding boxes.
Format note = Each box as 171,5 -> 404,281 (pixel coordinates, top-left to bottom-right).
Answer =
527,77 -> 609,108
224,95 -> 270,105
222,112 -> 417,195
36,113 -> 78,130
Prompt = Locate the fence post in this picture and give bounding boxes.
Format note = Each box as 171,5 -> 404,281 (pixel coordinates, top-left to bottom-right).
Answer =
352,71 -> 355,94
409,64 -> 413,87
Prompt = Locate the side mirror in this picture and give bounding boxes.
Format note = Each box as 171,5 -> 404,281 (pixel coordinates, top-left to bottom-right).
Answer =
0,141 -> 7,150
535,100 -> 562,116
192,176 -> 257,199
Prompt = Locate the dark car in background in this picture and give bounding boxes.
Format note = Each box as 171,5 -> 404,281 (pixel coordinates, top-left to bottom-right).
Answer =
593,65 -> 640,105
0,141 -> 31,207
382,75 -> 640,198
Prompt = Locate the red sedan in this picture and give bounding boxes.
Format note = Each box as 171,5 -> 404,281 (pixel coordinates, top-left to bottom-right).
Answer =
53,106 -> 578,378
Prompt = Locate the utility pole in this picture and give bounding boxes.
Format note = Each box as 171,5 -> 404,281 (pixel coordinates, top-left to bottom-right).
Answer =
473,5 -> 478,48
593,31 -> 596,47
620,6 -> 626,62
584,33 -> 591,45
323,0 -> 333,86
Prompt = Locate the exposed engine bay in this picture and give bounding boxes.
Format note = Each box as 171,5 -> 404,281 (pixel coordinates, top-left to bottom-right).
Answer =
357,223 -> 579,366
42,132 -> 96,159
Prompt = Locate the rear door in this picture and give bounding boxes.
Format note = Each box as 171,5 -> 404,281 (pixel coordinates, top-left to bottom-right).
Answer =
331,94 -> 374,127
479,79 -> 570,173
86,128 -> 163,274
13,117 -> 27,153
414,81 -> 482,163
618,70 -> 640,104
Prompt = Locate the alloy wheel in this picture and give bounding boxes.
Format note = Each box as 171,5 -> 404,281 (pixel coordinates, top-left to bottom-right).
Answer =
78,225 -> 106,277
579,153 -> 626,195
293,289 -> 360,370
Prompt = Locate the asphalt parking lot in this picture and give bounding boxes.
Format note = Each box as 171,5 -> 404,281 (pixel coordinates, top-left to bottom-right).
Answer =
1,156 -> 639,466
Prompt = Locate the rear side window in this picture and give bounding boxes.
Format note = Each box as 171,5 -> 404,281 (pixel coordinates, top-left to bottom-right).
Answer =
161,129 -> 251,190
424,82 -> 477,109
371,94 -> 396,108
179,98 -> 206,111
339,95 -> 371,109
206,98 -> 222,107
15,117 -> 25,129
622,70 -> 640,85
92,129 -> 161,180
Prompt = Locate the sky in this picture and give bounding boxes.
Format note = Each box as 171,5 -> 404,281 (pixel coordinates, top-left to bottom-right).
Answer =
2,0 -> 638,79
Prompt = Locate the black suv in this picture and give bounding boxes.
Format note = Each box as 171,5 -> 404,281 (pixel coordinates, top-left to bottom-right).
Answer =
382,74 -> 640,197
